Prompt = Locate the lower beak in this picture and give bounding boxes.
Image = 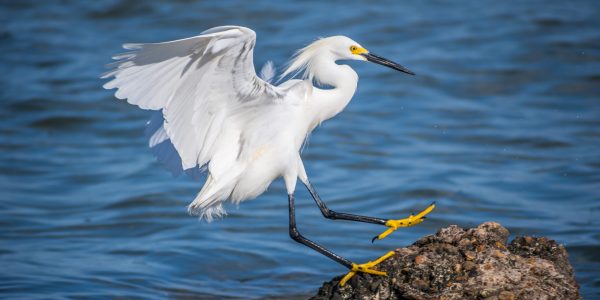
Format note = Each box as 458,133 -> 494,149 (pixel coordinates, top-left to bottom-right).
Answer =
361,53 -> 415,75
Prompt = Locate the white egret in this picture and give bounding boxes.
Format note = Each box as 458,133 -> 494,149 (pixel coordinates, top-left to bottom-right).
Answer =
103,25 -> 435,285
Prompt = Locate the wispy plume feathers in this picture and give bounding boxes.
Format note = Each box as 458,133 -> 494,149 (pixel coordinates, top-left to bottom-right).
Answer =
280,38 -> 329,83
259,60 -> 276,83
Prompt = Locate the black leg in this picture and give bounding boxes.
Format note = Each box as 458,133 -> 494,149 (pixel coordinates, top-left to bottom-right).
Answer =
305,182 -> 387,225
288,193 -> 353,268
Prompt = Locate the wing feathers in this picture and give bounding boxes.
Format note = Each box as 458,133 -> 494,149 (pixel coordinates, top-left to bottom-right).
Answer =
103,26 -> 285,205
259,61 -> 276,83
104,26 -> 302,220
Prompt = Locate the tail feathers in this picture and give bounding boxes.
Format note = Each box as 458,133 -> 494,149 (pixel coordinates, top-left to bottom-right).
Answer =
188,203 -> 227,222
188,174 -> 235,222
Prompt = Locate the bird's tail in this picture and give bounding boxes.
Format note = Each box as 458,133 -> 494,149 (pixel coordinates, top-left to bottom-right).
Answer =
188,174 -> 227,221
188,168 -> 243,221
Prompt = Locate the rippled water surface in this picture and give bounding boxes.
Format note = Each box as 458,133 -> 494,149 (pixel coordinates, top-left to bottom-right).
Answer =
1,0 -> 599,298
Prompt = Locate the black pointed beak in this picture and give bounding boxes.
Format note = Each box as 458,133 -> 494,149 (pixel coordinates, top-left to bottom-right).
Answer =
361,53 -> 415,75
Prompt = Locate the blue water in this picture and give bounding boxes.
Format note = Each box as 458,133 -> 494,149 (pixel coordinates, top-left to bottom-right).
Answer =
1,0 -> 599,298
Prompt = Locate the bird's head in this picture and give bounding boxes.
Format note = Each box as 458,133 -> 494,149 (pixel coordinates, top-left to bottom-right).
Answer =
328,36 -> 415,75
281,36 -> 414,81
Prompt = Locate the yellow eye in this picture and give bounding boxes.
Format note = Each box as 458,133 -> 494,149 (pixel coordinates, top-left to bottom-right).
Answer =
350,45 -> 367,55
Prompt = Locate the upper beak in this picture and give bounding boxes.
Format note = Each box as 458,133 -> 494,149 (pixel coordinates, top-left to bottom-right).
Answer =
361,53 -> 415,75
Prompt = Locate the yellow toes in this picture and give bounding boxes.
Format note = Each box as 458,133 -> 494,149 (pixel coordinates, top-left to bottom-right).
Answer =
372,202 -> 436,242
339,251 -> 395,286
338,203 -> 436,286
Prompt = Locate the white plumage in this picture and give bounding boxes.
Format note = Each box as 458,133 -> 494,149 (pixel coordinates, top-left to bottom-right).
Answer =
103,25 -> 429,283
259,60 -> 276,84
103,25 -> 402,221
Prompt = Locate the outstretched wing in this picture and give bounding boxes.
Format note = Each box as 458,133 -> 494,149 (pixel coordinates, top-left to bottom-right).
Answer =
103,26 -> 281,170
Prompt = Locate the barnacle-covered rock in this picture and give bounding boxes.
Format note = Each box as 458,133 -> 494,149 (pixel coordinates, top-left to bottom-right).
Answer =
311,222 -> 581,300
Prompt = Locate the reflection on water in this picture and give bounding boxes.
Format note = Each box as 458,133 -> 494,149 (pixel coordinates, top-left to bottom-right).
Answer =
1,0 -> 599,298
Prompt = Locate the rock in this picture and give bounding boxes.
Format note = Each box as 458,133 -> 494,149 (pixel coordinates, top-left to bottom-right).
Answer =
310,222 -> 581,300
414,255 -> 427,265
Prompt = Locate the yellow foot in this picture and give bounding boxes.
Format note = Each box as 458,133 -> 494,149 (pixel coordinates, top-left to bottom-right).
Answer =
340,251 -> 395,286
372,202 -> 436,242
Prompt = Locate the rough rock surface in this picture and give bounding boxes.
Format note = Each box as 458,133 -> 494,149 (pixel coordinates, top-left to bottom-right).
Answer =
311,222 -> 581,300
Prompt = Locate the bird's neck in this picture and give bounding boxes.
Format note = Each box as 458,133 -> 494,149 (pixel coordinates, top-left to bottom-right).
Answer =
308,58 -> 358,126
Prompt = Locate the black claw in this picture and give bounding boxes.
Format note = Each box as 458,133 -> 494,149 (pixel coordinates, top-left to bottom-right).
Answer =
430,201 -> 436,206
371,235 -> 378,243
421,216 -> 427,220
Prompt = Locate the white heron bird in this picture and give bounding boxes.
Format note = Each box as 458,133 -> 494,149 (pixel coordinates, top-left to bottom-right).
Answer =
103,25 -> 435,285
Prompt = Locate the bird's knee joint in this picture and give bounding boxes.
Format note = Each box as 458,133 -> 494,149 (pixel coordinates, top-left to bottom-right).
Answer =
289,227 -> 301,241
322,208 -> 336,219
